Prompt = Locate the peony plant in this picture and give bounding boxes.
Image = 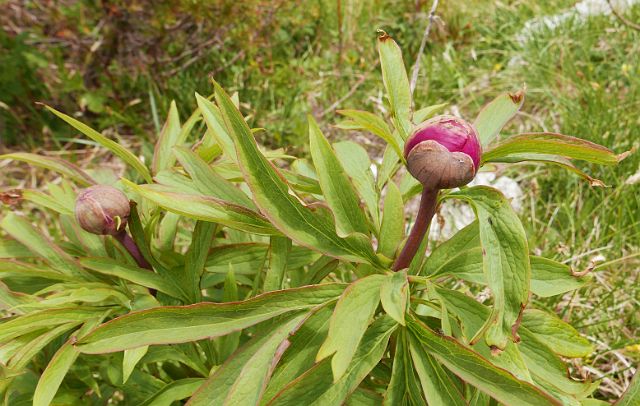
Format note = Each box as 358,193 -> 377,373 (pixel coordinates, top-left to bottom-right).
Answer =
0,32 -> 635,405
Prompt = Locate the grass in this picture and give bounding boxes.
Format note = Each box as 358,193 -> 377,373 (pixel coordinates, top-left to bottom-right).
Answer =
1,0 -> 638,400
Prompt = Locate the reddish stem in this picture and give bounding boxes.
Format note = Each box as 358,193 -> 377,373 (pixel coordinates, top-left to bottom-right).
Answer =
114,231 -> 152,270
392,188 -> 439,271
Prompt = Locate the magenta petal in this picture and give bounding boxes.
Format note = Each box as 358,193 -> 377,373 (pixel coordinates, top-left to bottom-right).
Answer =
405,115 -> 482,169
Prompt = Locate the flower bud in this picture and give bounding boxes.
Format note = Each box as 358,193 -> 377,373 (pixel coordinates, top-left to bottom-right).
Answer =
75,185 -> 130,235
404,115 -> 481,190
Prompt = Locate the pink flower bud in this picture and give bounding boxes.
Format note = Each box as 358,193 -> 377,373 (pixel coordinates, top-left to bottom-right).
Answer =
404,115 -> 482,190
75,185 -> 130,235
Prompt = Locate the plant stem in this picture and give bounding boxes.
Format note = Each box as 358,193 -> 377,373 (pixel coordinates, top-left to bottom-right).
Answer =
392,188 -> 439,271
115,231 -> 152,270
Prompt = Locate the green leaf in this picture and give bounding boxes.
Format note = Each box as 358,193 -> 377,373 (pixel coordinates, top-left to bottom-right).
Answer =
377,31 -> 412,140
451,186 -> 530,349
424,226 -> 590,297
616,370 -> 640,406
0,213 -> 83,277
408,333 -> 466,406
530,257 -> 592,297
317,275 -> 386,381
308,116 -> 369,237
378,181 -> 404,258
188,312 -> 308,405
473,89 -> 524,146
123,180 -> 279,235
380,271 -> 408,325
5,323 -> 78,372
140,378 -> 205,406
484,153 -> 607,187
263,306 -> 333,402
482,133 -> 622,165
336,110 -> 404,161
43,105 -> 153,183
213,81 -> 380,265
195,92 -> 236,161
0,238 -> 34,258
521,309 -> 593,358
333,141 -> 380,230
77,284 -> 345,353
0,308 -> 102,343
519,328 -> 596,398
264,237 -> 292,292
152,100 -> 181,174
268,316 -> 397,406
0,152 -> 95,186
174,146 -> 256,209
383,329 -> 426,406
407,314 -> 560,406
79,257 -> 182,298
377,145 -> 401,190
123,346 -> 149,384
183,221 -> 216,301
32,316 -> 106,406
20,189 -> 74,215
413,103 -> 448,124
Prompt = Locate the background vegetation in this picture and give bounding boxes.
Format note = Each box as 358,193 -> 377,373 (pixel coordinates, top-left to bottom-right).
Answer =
1,0 -> 638,400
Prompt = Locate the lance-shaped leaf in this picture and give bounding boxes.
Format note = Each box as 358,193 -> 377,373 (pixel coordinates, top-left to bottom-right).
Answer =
33,316 -> 107,406
77,284 -> 345,353
0,308 -> 102,343
378,181 -> 404,259
268,316 -> 397,406
123,180 -> 278,235
174,146 -> 256,209
188,312 -> 308,406
195,92 -> 236,160
484,153 -> 607,186
263,306 -> 333,402
333,141 -> 380,230
413,103 -> 448,124
377,31 -> 412,140
264,236 -> 292,292
123,346 -> 149,384
406,314 -> 560,406
408,333 -> 466,406
1,213 -> 83,277
213,81 -> 380,266
482,133 -> 622,165
424,229 -> 591,297
473,89 -> 525,146
450,186 -> 530,349
317,274 -> 386,381
0,152 -> 95,186
79,257 -> 183,298
380,271 -> 408,325
433,287 -> 593,398
337,110 -> 404,161
308,116 -> 369,237
141,378 -> 205,406
43,105 -> 153,183
152,101 -> 181,174
384,329 -> 426,406
521,309 -> 593,358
